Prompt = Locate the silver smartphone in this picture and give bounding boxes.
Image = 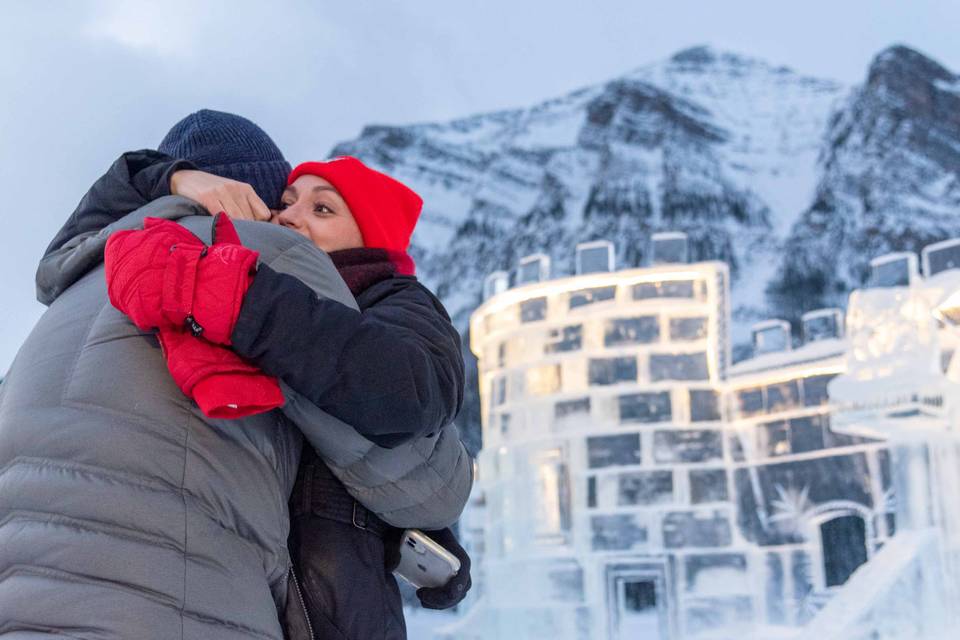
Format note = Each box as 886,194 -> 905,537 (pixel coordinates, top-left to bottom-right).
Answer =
392,529 -> 461,589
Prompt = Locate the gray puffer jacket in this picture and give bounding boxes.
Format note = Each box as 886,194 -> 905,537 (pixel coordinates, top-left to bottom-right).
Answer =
0,197 -> 472,638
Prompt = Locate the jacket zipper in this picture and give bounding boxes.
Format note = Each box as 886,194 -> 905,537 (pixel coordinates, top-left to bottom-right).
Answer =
289,567 -> 315,640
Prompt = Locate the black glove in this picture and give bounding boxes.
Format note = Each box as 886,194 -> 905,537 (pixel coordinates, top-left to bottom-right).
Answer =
415,528 -> 472,610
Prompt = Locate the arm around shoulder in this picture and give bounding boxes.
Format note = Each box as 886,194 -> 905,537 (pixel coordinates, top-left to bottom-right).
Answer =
232,271 -> 465,448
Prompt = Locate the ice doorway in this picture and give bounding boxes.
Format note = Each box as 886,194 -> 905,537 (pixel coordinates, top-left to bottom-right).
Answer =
606,562 -> 670,639
819,514 -> 868,587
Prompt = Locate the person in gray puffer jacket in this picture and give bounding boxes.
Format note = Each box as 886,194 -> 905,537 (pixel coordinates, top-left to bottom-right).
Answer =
0,112 -> 472,639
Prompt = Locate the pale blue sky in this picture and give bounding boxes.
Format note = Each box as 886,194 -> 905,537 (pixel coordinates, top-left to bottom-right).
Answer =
2,0 -> 959,370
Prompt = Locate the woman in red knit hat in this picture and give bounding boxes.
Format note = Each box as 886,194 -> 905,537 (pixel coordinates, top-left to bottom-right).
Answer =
273,157 -> 421,273
260,157 -> 472,638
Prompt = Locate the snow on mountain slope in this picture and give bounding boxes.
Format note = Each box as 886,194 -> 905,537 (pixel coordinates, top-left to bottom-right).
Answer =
330,45 -> 959,449
333,46 -> 845,329
768,45 -> 960,322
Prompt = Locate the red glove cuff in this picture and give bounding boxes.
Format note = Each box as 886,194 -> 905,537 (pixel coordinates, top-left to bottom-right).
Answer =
192,371 -> 284,419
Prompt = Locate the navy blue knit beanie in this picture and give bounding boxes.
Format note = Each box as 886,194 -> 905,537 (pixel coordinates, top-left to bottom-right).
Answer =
158,109 -> 291,209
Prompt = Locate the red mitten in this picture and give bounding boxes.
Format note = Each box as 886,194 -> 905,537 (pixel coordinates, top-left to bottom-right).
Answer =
157,326 -> 283,419
169,213 -> 259,345
104,218 -> 204,331
105,214 -> 259,344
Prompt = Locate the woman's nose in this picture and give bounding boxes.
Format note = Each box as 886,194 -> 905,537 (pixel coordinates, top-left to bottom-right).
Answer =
274,206 -> 299,227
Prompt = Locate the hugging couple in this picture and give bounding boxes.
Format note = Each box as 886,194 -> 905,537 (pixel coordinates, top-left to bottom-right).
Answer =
0,109 -> 473,640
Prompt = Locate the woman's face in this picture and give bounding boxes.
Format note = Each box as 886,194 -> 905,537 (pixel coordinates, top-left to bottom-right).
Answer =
272,174 -> 364,252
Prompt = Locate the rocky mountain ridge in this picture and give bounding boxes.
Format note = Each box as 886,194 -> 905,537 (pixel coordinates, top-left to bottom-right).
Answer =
331,45 -> 960,452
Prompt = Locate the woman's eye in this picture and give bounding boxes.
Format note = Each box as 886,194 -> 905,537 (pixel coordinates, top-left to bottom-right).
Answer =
278,202 -> 290,210
314,204 -> 334,215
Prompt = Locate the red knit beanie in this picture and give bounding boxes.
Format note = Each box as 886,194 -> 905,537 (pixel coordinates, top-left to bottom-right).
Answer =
287,157 -> 422,253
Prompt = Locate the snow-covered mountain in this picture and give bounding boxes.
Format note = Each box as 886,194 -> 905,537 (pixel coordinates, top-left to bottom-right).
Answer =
768,46 -> 960,319
329,45 -> 959,451
332,45 -> 845,328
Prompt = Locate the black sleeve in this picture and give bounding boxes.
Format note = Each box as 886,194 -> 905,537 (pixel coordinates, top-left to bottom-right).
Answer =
232,267 -> 465,448
43,149 -> 196,258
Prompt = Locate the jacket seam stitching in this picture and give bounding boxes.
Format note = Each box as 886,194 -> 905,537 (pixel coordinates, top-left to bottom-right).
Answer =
0,565 -> 278,639
177,403 -> 191,640
60,301 -> 108,406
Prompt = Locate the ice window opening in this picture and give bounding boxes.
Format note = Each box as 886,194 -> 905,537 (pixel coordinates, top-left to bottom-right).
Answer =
787,415 -> 826,453
555,397 -> 591,421
802,308 -> 844,343
617,470 -> 674,506
604,316 -> 660,346
649,352 -> 709,381
490,375 -> 507,410
569,285 -> 616,309
587,433 -> 642,469
576,240 -> 615,274
526,364 -> 562,396
520,297 -> 547,323
765,380 -> 800,412
922,238 -> 960,277
690,389 -> 721,422
736,387 -> 765,417
690,469 -> 729,504
684,553 -> 747,594
632,279 -> 701,301
669,317 -> 708,342
531,448 -> 571,544
651,232 -> 689,265
802,374 -> 834,406
517,253 -> 551,285
751,320 -> 791,355
591,514 -> 648,551
544,324 -> 583,354
619,392 -> 672,424
653,429 -> 723,464
662,511 -> 732,548
483,270 -> 509,300
759,415 -> 828,455
589,357 -> 639,386
759,420 -> 791,457
868,252 -> 918,288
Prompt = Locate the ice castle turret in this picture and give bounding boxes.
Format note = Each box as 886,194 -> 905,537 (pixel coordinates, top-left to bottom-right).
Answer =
460,239 -> 731,638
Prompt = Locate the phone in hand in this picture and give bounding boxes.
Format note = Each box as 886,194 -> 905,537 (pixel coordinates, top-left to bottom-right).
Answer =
392,529 -> 461,589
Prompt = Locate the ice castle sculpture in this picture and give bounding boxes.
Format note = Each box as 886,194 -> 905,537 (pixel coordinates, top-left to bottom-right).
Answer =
437,235 -> 960,640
